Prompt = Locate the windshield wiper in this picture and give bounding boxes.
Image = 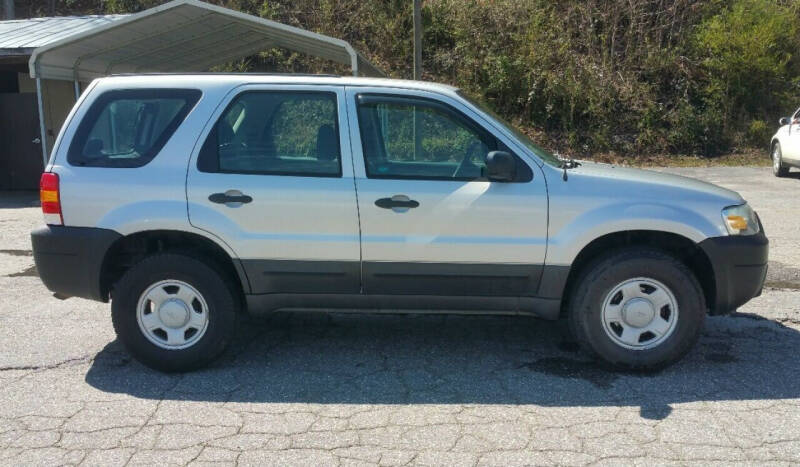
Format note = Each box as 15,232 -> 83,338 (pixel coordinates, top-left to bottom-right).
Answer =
555,152 -> 581,180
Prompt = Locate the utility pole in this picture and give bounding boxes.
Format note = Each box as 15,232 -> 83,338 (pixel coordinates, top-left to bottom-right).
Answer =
3,0 -> 14,20
412,0 -> 423,160
413,0 -> 422,80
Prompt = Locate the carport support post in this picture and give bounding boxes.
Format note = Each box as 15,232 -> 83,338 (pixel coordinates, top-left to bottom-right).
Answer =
35,77 -> 48,168
73,81 -> 80,101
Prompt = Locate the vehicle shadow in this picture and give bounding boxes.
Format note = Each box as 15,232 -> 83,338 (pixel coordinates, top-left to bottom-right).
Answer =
0,191 -> 39,209
85,310 -> 800,420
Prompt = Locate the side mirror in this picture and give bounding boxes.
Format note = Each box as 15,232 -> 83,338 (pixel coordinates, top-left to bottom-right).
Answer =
780,117 -> 790,126
486,151 -> 516,182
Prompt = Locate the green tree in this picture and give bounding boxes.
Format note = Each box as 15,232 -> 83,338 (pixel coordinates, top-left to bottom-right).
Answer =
692,0 -> 800,152
16,0 -> 800,157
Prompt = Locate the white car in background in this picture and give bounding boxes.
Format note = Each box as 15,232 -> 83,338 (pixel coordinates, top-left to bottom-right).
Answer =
771,107 -> 800,177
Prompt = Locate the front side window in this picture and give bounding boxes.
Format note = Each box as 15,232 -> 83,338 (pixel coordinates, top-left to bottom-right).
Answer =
68,89 -> 200,168
198,91 -> 341,177
357,95 -> 494,180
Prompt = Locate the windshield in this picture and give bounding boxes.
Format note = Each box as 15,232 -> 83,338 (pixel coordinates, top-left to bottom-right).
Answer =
456,90 -> 561,167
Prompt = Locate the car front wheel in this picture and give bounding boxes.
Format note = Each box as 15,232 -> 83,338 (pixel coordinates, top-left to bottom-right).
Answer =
111,254 -> 239,372
568,247 -> 705,370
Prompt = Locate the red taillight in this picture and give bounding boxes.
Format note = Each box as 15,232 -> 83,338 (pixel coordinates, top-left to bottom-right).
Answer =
40,172 -> 63,225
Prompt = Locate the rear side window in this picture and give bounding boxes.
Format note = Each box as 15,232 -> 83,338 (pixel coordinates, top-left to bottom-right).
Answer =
197,91 -> 341,177
68,89 -> 201,168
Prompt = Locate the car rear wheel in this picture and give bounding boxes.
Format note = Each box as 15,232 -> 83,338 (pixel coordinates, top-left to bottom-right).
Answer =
111,254 -> 239,372
773,143 -> 789,177
567,247 -> 705,370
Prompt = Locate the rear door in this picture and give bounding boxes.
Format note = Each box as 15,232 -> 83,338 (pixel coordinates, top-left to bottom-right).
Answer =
187,85 -> 360,294
345,87 -> 548,296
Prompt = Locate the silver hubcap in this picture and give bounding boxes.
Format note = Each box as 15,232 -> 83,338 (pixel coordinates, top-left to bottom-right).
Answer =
136,280 -> 209,350
774,146 -> 781,171
601,277 -> 679,350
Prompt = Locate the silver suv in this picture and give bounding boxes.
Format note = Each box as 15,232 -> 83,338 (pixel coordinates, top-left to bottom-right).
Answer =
31,74 -> 768,372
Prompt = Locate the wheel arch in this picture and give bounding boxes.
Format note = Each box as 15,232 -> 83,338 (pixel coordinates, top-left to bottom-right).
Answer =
558,230 -> 716,317
99,229 -> 250,303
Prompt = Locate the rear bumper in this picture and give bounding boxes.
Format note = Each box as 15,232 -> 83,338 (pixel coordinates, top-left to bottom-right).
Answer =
31,226 -> 121,302
698,225 -> 768,315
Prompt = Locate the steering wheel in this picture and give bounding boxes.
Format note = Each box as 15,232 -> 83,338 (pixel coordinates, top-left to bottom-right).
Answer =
452,140 -> 486,178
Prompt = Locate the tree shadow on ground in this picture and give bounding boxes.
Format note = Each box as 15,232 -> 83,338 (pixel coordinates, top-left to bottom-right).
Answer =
85,310 -> 800,421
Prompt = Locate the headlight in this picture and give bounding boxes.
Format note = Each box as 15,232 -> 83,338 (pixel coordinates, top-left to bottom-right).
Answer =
722,203 -> 760,235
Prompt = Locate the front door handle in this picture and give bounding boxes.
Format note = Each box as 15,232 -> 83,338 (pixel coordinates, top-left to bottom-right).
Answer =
375,194 -> 420,210
209,190 -> 253,205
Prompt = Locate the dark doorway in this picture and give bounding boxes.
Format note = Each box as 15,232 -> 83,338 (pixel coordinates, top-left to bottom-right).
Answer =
0,93 -> 42,190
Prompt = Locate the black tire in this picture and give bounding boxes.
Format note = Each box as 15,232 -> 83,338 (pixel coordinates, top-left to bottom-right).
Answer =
567,247 -> 705,371
111,254 -> 239,372
773,142 -> 789,177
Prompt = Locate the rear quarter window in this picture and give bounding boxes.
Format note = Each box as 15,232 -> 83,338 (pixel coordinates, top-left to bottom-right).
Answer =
67,89 -> 201,168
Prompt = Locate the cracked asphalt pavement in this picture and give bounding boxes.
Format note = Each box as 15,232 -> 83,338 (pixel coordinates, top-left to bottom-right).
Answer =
1,166 -> 800,466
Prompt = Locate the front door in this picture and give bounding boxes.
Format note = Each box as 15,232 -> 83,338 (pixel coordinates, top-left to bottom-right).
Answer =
784,107 -> 800,162
187,85 -> 360,294
345,87 -> 549,296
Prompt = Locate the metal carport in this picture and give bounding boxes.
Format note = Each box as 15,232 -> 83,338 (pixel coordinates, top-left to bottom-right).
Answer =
27,0 -> 384,165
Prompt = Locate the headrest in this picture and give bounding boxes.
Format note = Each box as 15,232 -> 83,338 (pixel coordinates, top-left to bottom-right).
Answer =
316,124 -> 338,161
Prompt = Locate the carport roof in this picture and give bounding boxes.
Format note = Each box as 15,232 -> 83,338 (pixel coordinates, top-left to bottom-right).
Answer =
28,0 -> 384,81
0,15 -> 126,56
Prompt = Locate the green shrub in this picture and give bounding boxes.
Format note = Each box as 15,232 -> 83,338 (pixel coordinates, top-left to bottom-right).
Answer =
38,0 -> 800,158
691,0 -> 800,153
747,120 -> 772,148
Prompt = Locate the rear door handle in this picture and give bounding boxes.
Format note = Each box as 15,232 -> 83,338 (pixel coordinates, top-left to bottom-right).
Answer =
209,190 -> 252,205
375,194 -> 419,210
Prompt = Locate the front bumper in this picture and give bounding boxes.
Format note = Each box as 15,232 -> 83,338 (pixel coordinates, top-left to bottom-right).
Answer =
31,225 -> 121,302
698,224 -> 768,315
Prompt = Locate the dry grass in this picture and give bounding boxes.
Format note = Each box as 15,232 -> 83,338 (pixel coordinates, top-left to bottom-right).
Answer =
586,149 -> 771,168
